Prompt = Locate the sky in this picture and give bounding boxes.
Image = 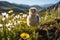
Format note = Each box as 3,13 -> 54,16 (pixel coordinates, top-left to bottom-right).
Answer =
0,0 -> 60,5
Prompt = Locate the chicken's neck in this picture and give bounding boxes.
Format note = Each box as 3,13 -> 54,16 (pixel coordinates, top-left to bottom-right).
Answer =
29,14 -> 37,17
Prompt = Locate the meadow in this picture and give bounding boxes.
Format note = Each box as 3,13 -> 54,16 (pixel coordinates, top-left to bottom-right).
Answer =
0,9 -> 60,40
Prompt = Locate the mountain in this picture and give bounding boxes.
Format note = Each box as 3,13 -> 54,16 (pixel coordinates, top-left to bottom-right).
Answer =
0,1 -> 59,13
0,1 -> 19,9
31,5 -> 43,10
18,4 -> 30,9
0,1 -> 30,13
40,1 -> 60,12
0,1 -> 44,12
0,1 -> 31,9
41,4 -> 54,8
46,1 -> 60,11
0,1 -> 43,13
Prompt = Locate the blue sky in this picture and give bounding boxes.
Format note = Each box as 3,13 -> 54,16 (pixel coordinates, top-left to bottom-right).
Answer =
0,0 -> 60,5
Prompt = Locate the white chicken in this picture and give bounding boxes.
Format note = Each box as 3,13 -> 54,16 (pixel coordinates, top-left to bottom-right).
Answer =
27,7 -> 39,27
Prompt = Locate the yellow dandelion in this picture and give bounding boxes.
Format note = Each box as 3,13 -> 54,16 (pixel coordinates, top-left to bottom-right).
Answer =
20,21 -> 27,24
20,33 -> 30,39
58,16 -> 60,19
50,25 -> 53,27
23,21 -> 27,24
19,13 -> 23,16
8,10 -> 13,14
19,13 -> 23,15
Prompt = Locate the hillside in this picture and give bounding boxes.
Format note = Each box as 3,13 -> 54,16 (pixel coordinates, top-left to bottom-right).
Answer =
41,1 -> 60,12
0,1 -> 43,13
0,1 -> 60,13
0,1 -> 31,13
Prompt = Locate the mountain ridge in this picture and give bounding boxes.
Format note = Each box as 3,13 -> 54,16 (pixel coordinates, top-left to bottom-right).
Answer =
0,1 -> 60,13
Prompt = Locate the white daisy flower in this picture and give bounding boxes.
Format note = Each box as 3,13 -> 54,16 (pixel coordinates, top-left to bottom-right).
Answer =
6,23 -> 13,28
0,24 -> 3,31
17,21 -> 21,24
0,24 -> 3,28
1,12 -> 8,19
15,15 -> 20,19
23,14 -> 27,18
2,17 -> 6,21
8,28 -> 11,31
14,21 -> 17,25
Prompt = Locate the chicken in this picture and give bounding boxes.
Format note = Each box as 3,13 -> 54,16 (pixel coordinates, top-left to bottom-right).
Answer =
27,7 -> 39,27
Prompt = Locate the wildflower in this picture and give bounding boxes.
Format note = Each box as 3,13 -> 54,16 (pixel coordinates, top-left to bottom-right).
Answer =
8,28 -> 11,31
50,25 -> 53,27
12,19 -> 15,22
1,12 -> 8,19
9,20 -> 11,23
11,14 -> 15,16
7,25 -> 14,30
23,21 -> 27,24
20,13 -> 23,15
1,12 -> 8,21
20,16 -> 22,19
0,24 -> 3,28
8,10 -> 13,14
17,21 -> 21,24
44,16 -> 48,20
14,21 -> 17,25
6,23 -> 12,27
14,21 -> 21,25
2,17 -> 6,21
58,16 -> 60,19
5,23 -> 14,28
15,15 -> 20,19
22,14 -> 27,18
0,24 -> 3,30
9,25 -> 14,28
20,33 -> 30,39
20,21 -> 27,24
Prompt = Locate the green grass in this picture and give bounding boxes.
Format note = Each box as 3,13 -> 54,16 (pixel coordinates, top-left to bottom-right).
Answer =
0,10 -> 60,40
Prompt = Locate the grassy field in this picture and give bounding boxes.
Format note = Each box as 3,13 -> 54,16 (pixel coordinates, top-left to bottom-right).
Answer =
0,10 -> 60,40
